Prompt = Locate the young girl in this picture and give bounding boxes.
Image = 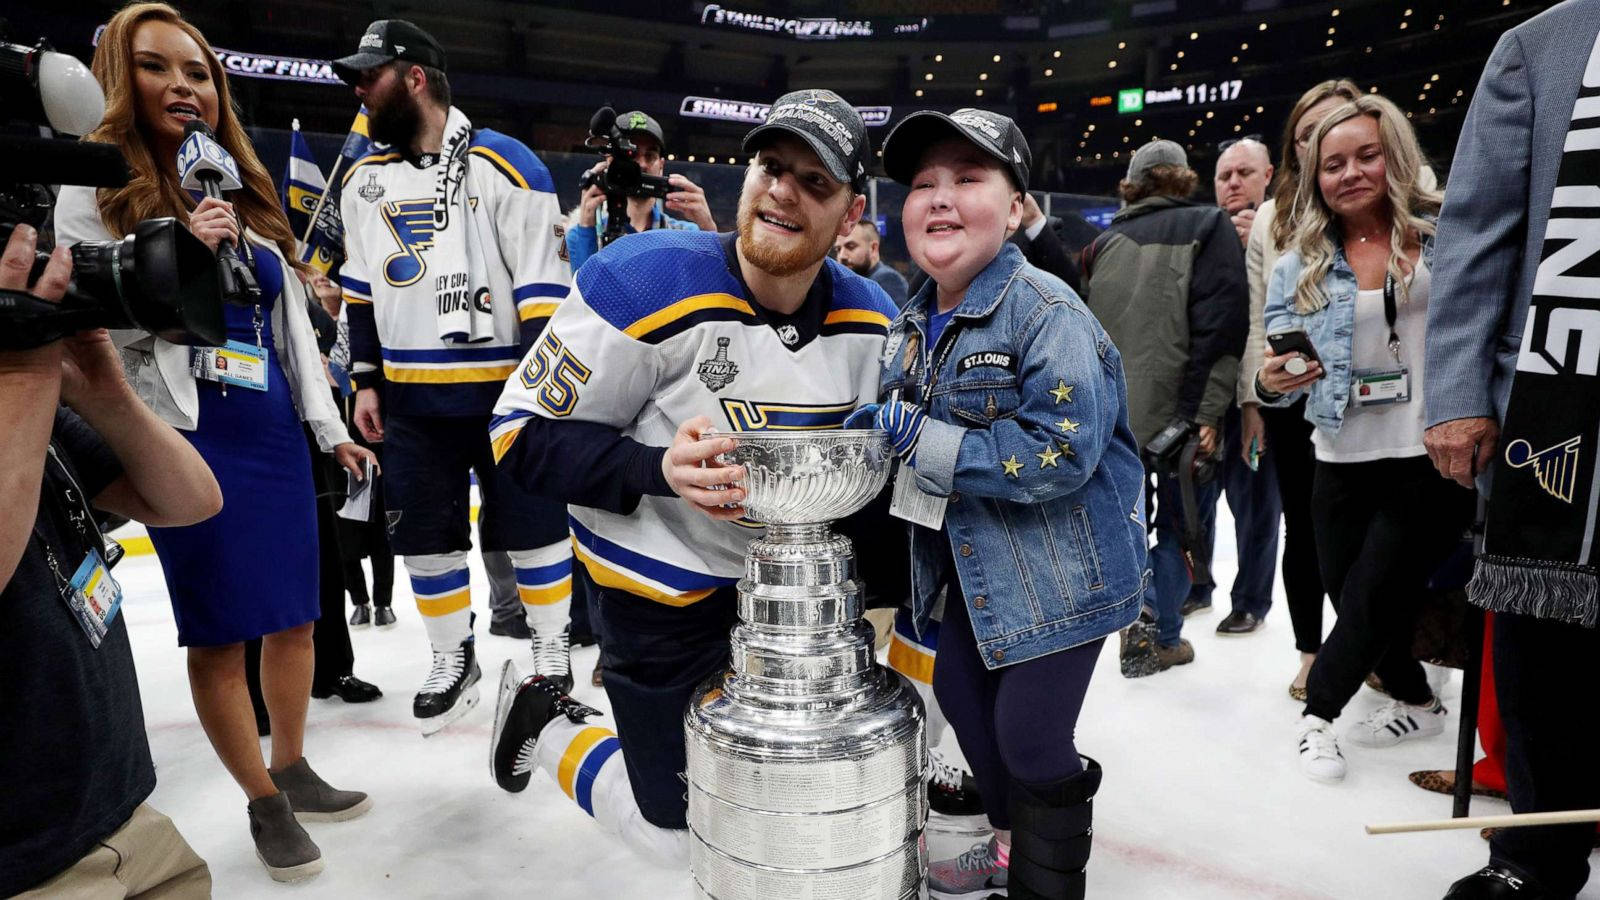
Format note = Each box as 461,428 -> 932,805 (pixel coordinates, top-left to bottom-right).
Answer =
855,109 -> 1147,900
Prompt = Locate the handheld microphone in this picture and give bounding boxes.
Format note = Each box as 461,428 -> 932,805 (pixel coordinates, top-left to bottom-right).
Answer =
177,120 -> 259,306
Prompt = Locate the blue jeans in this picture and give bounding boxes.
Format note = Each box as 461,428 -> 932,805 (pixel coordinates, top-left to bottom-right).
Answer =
1188,405 -> 1283,618
1147,471 -> 1221,646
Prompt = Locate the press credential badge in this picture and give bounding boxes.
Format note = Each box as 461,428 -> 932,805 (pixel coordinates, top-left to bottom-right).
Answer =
192,340 -> 269,391
65,546 -> 123,648
889,461 -> 947,530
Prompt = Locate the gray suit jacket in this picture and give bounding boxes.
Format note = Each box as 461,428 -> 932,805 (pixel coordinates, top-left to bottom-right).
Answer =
1424,0 -> 1600,428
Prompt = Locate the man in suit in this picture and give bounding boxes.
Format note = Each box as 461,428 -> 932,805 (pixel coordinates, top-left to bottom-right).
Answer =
1424,2 -> 1600,896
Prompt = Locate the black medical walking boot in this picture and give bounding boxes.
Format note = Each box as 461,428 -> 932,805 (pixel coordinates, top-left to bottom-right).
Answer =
1007,756 -> 1102,900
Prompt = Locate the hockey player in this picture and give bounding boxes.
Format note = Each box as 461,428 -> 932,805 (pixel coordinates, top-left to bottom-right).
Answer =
332,21 -> 575,734
487,89 -> 895,864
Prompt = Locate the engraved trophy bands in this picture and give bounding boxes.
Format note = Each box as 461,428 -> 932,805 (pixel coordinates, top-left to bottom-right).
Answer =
685,429 -> 930,900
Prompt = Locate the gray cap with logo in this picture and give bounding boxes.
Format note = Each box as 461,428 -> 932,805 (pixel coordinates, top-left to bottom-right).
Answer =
1126,139 -> 1188,183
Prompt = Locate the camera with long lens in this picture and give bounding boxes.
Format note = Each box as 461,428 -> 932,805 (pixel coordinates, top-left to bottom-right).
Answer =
0,34 -> 223,351
583,106 -> 671,246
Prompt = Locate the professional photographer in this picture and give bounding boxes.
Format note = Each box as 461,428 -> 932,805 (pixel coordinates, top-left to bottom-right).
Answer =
565,110 -> 716,271
0,225 -> 220,898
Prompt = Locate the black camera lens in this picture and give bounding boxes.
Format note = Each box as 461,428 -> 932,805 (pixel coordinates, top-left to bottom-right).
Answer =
69,217 -> 225,346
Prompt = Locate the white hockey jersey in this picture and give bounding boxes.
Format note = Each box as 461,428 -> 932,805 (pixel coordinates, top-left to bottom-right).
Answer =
491,230 -> 895,605
340,111 -> 570,416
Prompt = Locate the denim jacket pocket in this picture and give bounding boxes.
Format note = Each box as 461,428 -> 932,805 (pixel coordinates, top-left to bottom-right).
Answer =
946,377 -> 1021,427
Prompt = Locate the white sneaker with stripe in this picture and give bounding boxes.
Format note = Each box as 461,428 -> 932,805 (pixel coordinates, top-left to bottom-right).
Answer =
1346,698 -> 1447,748
1297,715 -> 1347,783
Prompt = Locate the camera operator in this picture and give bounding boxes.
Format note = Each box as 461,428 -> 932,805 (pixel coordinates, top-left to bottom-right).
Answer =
1,224 -> 220,897
565,111 -> 716,272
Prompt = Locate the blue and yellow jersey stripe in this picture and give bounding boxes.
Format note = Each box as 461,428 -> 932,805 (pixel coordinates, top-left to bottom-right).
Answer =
488,411 -> 532,464
340,274 -> 373,305
622,292 -> 757,343
381,346 -> 522,385
569,517 -> 734,606
468,129 -> 556,193
513,282 -> 568,323
341,151 -> 403,187
886,609 -> 939,686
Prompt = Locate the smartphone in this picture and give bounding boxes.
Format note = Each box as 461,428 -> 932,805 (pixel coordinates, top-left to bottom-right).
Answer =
1267,329 -> 1321,366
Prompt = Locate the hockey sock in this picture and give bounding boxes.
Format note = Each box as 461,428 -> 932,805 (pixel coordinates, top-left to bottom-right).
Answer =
508,542 -> 573,637
405,551 -> 472,651
535,715 -> 690,867
887,607 -> 949,746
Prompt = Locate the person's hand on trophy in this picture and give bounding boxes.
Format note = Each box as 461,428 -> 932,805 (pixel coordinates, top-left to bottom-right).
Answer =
661,416 -> 747,520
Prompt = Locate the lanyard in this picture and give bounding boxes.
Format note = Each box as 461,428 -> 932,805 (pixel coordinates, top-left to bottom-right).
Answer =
32,443 -> 114,588
1382,274 -> 1402,365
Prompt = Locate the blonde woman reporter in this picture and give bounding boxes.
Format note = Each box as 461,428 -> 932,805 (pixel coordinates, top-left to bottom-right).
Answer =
53,3 -> 373,881
1255,93 -> 1473,783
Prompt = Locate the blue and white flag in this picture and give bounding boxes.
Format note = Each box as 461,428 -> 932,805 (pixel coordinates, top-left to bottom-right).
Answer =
281,118 -> 326,242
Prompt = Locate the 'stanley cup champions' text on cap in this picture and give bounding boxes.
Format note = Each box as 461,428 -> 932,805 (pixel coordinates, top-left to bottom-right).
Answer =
881,108 -> 1032,192
1126,139 -> 1188,183
333,20 -> 448,84
742,89 -> 870,192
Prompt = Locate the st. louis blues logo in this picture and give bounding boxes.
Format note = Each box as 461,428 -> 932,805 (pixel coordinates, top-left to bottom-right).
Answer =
380,199 -> 435,287
1505,435 -> 1582,503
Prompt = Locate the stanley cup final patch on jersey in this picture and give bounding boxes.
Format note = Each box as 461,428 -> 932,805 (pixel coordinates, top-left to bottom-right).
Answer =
957,351 -> 1015,374
697,337 -> 740,391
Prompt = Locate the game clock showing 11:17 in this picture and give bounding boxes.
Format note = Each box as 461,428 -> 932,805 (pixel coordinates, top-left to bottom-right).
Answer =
1187,80 -> 1243,104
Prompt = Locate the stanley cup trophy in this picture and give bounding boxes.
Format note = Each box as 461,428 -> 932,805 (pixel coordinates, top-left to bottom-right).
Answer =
685,429 -> 929,900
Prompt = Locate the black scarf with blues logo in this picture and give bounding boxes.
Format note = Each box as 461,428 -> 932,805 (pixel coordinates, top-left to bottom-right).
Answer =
1472,32 -> 1600,627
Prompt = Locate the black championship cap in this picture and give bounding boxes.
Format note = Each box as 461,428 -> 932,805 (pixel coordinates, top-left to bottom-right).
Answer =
882,108 -> 1031,192
333,20 -> 447,84
743,89 -> 869,191
618,110 -> 666,151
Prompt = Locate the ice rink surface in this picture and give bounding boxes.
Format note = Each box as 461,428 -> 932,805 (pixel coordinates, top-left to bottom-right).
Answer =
110,509 -> 1599,900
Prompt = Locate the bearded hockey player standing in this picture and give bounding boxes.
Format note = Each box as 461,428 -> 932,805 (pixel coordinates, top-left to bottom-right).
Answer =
487,90 -> 896,864
333,21 -> 574,734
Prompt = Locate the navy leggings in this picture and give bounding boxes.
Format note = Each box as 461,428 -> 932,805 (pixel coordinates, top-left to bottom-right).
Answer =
933,586 -> 1104,830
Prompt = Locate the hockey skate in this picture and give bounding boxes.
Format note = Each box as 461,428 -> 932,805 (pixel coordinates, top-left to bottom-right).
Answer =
490,660 -> 601,793
414,634 -> 482,737
530,625 -> 574,694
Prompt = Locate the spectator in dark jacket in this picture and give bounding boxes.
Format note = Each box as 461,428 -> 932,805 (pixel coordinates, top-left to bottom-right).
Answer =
1080,139 -> 1249,677
834,220 -> 910,307
1009,192 -> 1082,294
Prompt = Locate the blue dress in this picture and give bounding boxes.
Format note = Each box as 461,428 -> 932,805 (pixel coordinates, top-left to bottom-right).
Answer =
148,246 -> 320,646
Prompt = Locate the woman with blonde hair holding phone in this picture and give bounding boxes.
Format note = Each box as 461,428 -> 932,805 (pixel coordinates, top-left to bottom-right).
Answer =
1256,92 -> 1473,784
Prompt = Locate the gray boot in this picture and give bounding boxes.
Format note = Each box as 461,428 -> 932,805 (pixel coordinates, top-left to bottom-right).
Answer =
247,791 -> 323,883
270,757 -> 373,823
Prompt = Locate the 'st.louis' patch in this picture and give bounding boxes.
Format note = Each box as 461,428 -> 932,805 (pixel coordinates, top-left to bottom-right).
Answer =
957,351 -> 1015,374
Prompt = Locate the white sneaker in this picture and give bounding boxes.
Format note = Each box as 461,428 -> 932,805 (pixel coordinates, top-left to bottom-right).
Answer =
1297,715 -> 1347,783
1347,698 -> 1447,748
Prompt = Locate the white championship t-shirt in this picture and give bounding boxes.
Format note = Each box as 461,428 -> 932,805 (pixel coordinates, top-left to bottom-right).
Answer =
1313,259 -> 1431,463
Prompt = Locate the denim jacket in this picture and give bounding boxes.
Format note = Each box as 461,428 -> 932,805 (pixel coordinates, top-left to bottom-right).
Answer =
1261,230 -> 1436,432
879,244 -> 1147,669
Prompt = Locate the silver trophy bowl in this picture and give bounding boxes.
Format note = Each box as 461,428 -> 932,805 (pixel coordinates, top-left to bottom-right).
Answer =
721,429 -> 894,526
689,427 -> 928,899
